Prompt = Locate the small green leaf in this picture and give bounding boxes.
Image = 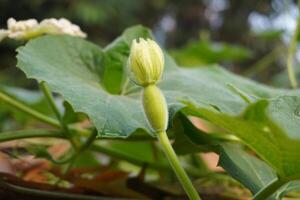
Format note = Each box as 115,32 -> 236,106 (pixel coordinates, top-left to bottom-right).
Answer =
172,112 -> 221,154
219,143 -> 276,194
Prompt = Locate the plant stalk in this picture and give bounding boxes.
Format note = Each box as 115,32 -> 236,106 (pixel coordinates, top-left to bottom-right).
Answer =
287,16 -> 300,88
40,81 -> 78,148
0,89 -> 89,136
0,90 -> 59,127
0,130 -> 64,142
157,131 -> 201,200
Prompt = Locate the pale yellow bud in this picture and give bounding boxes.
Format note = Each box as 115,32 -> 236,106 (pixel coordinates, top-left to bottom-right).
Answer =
128,38 -> 164,86
143,84 -> 168,132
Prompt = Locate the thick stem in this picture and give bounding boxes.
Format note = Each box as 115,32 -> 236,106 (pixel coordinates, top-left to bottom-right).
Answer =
253,179 -> 285,200
157,131 -> 201,200
287,17 -> 300,88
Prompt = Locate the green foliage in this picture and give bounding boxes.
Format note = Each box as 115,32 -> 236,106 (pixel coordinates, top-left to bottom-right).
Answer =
7,25 -> 300,199
253,29 -> 285,40
186,96 -> 300,178
170,40 -> 252,66
219,144 -> 277,195
16,26 -> 299,138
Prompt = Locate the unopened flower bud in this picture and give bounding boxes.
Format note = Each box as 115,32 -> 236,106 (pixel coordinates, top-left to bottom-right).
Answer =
128,38 -> 164,86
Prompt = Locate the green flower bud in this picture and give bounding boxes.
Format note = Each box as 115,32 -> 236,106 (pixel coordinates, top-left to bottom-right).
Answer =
142,84 -> 168,132
129,38 -> 164,86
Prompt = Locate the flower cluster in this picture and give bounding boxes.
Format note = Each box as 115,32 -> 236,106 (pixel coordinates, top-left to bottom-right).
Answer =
0,18 -> 86,42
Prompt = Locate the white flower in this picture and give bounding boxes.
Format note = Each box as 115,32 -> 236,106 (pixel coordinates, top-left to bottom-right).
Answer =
7,18 -> 38,32
39,18 -> 86,38
6,18 -> 39,40
0,17 -> 86,42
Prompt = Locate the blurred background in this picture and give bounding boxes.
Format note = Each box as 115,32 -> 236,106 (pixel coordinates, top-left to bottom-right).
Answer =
0,0 -> 299,89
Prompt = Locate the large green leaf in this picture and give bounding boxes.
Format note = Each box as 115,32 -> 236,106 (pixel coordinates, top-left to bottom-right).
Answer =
17,32 -> 151,138
16,25 -> 300,140
185,96 -> 300,179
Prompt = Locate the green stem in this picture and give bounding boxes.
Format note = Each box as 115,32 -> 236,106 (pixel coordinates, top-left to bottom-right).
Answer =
90,143 -> 169,170
52,130 -> 98,166
157,131 -> 201,200
0,129 -> 168,173
0,89 -> 89,137
40,82 -> 78,148
0,90 -> 59,127
91,142 -> 203,177
253,179 -> 285,200
58,130 -> 98,182
244,47 -> 280,77
120,78 -> 130,95
0,129 -> 64,142
40,82 -> 62,123
287,17 -> 300,88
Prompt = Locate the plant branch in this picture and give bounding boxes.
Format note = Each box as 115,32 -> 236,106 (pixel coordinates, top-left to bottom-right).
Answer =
0,129 -> 64,142
40,81 -> 78,148
286,17 -> 300,88
40,82 -> 63,123
90,142 -> 169,170
0,89 -> 89,137
157,131 -> 201,200
0,90 -> 60,127
244,47 -> 280,77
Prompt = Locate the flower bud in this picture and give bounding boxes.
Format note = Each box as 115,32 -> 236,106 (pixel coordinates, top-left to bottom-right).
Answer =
128,38 -> 164,86
142,84 -> 168,132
